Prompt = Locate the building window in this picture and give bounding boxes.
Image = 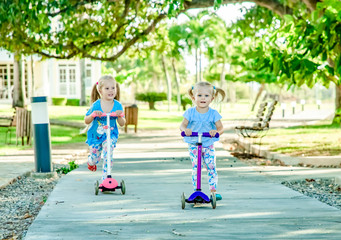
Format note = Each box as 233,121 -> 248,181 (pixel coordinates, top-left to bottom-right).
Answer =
0,64 -> 14,99
85,63 -> 92,87
58,64 -> 77,97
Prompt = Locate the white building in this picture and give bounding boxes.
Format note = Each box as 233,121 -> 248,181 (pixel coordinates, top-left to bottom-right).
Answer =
0,50 -> 101,104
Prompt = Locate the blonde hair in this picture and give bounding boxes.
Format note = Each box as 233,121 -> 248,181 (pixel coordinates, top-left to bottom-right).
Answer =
90,75 -> 120,103
188,81 -> 225,102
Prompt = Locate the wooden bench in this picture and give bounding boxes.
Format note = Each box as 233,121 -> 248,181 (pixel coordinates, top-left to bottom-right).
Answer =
15,107 -> 32,145
235,100 -> 278,139
124,105 -> 138,133
235,94 -> 278,155
0,107 -> 32,145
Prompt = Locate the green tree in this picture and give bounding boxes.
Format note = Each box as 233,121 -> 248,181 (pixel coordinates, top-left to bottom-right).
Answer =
230,0 -> 341,109
1,0 -> 339,111
135,92 -> 167,110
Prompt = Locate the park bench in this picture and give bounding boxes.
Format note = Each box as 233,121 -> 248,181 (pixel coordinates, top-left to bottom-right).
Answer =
15,107 -> 32,146
0,107 -> 32,145
234,94 -> 278,155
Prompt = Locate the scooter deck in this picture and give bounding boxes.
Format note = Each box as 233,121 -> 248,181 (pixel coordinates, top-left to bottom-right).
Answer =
99,176 -> 119,192
186,191 -> 210,204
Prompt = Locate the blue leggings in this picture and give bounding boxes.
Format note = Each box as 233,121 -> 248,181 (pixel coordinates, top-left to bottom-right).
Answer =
188,144 -> 218,191
88,140 -> 116,180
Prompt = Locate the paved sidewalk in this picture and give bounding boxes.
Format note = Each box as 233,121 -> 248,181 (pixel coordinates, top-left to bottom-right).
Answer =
0,143 -> 88,189
21,130 -> 341,239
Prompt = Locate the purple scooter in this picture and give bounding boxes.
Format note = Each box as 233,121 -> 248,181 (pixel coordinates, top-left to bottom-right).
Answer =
181,131 -> 219,209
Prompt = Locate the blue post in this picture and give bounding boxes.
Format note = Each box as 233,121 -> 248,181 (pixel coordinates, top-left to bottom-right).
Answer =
31,96 -> 52,172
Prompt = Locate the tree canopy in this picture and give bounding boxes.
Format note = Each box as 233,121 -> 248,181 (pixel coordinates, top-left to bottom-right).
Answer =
1,0 -> 340,109
0,0 -> 294,61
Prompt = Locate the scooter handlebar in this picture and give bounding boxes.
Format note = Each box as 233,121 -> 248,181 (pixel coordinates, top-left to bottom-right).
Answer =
181,131 -> 219,138
91,112 -> 125,118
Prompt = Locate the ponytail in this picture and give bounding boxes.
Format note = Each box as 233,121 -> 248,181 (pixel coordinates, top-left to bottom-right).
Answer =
90,84 -> 101,104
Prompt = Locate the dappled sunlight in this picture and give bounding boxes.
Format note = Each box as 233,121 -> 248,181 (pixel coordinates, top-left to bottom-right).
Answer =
273,229 -> 335,238
218,166 -> 263,172
153,169 -> 191,174
76,199 -> 135,208
251,167 -> 341,177
215,211 -> 281,219
121,168 -> 190,177
51,136 -> 72,142
115,159 -> 174,164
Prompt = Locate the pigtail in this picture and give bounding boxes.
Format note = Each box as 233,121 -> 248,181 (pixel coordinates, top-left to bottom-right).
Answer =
214,87 -> 226,102
191,81 -> 226,103
90,83 -> 101,104
188,88 -> 194,99
115,82 -> 120,101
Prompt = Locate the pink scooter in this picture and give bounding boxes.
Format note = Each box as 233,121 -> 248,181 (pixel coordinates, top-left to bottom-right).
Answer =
93,112 -> 126,195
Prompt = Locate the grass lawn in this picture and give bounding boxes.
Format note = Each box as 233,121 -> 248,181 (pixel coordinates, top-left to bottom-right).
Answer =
0,102 -> 340,157
260,121 -> 341,156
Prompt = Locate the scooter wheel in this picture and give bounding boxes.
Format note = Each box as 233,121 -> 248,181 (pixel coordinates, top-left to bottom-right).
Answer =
95,180 -> 99,195
120,180 -> 126,195
181,192 -> 186,209
211,192 -> 216,209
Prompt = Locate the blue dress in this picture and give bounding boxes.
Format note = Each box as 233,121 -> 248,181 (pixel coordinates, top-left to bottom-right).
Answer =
85,99 -> 123,146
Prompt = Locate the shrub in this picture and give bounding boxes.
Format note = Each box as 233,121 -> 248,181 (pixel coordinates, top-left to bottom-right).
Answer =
135,92 -> 167,110
56,161 -> 79,174
172,94 -> 192,110
52,97 -> 67,106
332,108 -> 341,124
66,99 -> 80,106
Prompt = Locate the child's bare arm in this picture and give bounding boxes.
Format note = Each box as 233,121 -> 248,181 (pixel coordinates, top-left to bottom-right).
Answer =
215,120 -> 224,135
115,110 -> 126,127
180,118 -> 192,136
84,111 -> 102,125
209,120 -> 224,137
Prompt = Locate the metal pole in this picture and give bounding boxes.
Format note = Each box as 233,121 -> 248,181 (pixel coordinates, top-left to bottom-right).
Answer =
197,133 -> 202,191
31,96 -> 52,172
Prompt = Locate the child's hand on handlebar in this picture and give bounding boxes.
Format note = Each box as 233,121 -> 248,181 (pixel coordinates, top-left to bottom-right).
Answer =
209,130 -> 218,138
115,110 -> 124,117
91,111 -> 103,118
184,128 -> 192,136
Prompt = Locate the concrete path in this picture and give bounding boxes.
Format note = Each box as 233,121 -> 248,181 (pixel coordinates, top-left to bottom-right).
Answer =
23,131 -> 341,239
0,143 -> 88,189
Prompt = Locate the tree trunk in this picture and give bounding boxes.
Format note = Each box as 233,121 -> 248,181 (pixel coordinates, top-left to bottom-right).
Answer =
149,101 -> 156,110
335,83 -> 341,110
161,55 -> 172,112
251,83 -> 265,111
30,56 -> 34,97
12,53 -> 24,108
195,48 -> 199,82
228,82 -> 236,105
199,47 -> 202,82
79,58 -> 87,106
171,58 -> 181,111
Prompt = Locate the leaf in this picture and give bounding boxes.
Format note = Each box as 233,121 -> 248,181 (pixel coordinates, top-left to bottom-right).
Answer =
326,65 -> 335,75
283,14 -> 294,24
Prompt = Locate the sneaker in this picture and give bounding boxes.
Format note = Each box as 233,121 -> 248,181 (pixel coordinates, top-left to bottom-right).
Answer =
216,194 -> 222,201
88,163 -> 97,172
211,193 -> 222,201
